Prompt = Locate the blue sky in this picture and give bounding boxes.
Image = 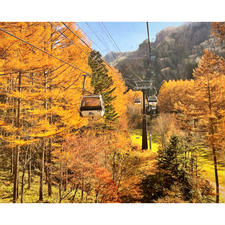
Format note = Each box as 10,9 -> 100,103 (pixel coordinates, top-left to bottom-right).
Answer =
77,22 -> 184,56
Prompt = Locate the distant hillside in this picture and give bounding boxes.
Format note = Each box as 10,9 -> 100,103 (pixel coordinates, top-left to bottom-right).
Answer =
104,22 -> 225,90
104,52 -> 131,66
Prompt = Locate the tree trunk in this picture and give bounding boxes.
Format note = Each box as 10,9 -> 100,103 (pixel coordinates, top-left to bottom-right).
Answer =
39,142 -> 45,201
28,73 -> 34,189
13,147 -> 20,203
112,152 -> 116,181
39,68 -> 47,201
47,24 -> 53,197
20,166 -> 25,203
80,189 -> 84,202
11,149 -> 14,175
13,72 -> 21,203
46,138 -> 52,196
27,147 -> 32,189
59,163 -> 63,203
85,192 -> 89,202
63,170 -> 67,192
212,146 -> 219,203
71,184 -> 79,202
206,74 -> 220,203
95,191 -> 99,203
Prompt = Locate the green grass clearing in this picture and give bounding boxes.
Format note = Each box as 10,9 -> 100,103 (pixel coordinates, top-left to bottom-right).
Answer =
129,129 -> 159,153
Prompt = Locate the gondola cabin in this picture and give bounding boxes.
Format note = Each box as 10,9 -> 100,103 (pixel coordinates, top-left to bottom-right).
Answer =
80,95 -> 105,117
148,95 -> 157,110
134,98 -> 141,104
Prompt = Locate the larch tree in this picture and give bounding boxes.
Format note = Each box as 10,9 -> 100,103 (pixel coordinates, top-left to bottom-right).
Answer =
0,22 -> 45,202
177,50 -> 225,203
0,22 -> 91,202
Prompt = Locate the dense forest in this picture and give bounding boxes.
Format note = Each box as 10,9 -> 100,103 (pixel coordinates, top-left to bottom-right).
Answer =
0,22 -> 224,203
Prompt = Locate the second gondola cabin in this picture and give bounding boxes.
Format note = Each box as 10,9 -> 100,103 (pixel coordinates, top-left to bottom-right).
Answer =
148,95 -> 157,110
80,95 -> 105,117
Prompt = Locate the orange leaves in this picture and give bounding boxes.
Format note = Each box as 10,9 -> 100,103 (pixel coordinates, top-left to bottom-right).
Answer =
55,128 -> 155,203
193,50 -> 225,80
93,167 -> 120,203
55,131 -> 121,202
158,79 -> 194,113
159,49 -> 225,163
0,22 -> 92,152
59,132 -> 106,177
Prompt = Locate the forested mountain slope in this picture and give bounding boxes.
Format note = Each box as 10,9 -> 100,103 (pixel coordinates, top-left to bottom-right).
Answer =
104,22 -> 225,89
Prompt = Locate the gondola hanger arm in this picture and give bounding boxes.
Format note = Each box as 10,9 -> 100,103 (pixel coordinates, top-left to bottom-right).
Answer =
82,74 -> 92,95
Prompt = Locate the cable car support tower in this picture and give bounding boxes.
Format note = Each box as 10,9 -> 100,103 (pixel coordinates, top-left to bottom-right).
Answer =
124,22 -> 157,150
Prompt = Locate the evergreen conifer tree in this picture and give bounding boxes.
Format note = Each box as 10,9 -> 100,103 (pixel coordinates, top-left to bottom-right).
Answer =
88,50 -> 118,122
